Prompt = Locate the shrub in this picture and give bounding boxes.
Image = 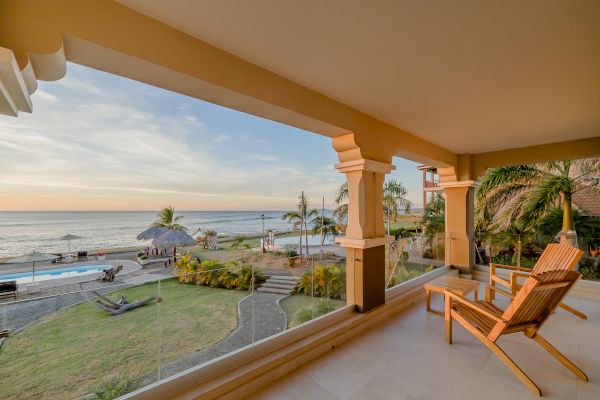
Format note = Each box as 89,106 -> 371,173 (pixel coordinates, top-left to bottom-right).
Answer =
389,227 -> 414,239
298,265 -> 345,300
290,299 -> 339,327
175,255 -> 265,290
579,257 -> 600,280
87,375 -> 142,400
422,248 -> 433,259
283,243 -> 299,258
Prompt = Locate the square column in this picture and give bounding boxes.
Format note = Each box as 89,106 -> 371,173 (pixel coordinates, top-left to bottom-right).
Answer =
336,159 -> 394,312
440,180 -> 476,274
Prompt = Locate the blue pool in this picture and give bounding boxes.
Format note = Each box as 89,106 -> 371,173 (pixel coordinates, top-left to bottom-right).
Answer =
0,264 -> 112,284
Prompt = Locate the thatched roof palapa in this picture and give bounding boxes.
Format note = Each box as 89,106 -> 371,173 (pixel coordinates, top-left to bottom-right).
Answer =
137,226 -> 168,241
152,229 -> 196,247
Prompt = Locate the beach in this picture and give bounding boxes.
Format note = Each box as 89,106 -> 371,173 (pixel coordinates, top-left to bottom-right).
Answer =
0,211 -> 334,259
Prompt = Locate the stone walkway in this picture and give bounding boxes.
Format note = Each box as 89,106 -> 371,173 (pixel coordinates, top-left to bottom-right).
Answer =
154,291 -> 288,379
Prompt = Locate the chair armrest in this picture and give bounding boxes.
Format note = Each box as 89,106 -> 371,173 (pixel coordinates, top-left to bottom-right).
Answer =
490,263 -> 533,273
444,290 -> 505,323
510,271 -> 532,279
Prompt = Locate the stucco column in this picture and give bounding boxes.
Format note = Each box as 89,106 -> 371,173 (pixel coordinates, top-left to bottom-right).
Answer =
440,181 -> 476,274
336,159 -> 395,312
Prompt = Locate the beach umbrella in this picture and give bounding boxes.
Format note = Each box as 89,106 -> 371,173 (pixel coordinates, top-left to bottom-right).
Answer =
136,226 -> 168,241
59,234 -> 83,252
152,229 -> 196,255
2,252 -> 59,283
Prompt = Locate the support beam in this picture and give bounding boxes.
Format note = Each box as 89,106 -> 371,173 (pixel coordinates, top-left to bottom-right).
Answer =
440,180 -> 475,274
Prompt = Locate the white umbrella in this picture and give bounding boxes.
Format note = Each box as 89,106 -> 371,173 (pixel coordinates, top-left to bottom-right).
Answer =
3,252 -> 59,283
59,234 -> 83,252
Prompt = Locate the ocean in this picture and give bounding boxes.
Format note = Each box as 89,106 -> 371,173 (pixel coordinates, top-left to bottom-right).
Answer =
0,211 -> 331,258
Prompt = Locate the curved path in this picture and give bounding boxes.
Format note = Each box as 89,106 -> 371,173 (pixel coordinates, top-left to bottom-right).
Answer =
156,292 -> 288,379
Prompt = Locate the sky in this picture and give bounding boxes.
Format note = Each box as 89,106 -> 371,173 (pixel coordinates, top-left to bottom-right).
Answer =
0,63 -> 422,211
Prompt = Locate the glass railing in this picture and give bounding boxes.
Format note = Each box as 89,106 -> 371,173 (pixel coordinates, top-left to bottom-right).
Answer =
0,251 -> 346,399
475,232 -> 600,281
385,232 -> 445,289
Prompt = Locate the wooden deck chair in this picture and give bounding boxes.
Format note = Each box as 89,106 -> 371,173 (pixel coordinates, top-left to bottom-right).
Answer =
487,243 -> 586,319
445,269 -> 588,396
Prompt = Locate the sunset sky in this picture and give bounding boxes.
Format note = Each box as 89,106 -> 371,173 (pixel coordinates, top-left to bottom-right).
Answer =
0,63 -> 421,211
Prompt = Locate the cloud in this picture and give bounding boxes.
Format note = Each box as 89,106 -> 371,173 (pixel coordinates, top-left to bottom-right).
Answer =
0,63 -> 348,210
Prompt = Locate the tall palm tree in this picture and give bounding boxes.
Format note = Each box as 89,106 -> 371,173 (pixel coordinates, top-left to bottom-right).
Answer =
311,216 -> 338,246
282,192 -> 318,257
476,158 -> 600,244
334,180 -> 412,235
383,180 -> 412,236
152,206 -> 186,231
282,209 -> 304,257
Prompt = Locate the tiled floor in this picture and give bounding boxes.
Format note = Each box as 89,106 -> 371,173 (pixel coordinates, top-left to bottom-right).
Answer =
249,283 -> 600,399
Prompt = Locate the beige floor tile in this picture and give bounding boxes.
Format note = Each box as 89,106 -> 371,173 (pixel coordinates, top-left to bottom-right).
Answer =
249,291 -> 599,400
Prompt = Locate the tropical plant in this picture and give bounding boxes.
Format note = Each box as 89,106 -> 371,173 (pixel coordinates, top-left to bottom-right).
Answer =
475,158 -> 600,244
175,257 -> 265,289
382,180 -> 412,235
311,216 -> 338,246
298,265 -> 345,300
389,227 -> 414,240
230,235 -> 252,261
282,192 -> 318,257
334,179 -> 412,235
151,205 -> 186,231
283,243 -> 299,258
578,257 -> 600,280
88,375 -> 142,400
538,208 -> 600,248
421,192 -> 445,237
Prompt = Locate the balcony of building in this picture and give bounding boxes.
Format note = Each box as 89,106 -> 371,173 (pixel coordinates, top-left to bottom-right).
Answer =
1,1 -> 599,399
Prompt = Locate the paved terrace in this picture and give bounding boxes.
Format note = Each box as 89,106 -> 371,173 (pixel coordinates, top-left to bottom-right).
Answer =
249,282 -> 599,400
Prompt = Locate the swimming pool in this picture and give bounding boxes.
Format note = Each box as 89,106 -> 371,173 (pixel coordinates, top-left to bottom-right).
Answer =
0,264 -> 112,284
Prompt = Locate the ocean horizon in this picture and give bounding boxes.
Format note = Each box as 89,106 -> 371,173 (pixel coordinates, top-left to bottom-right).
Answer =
0,210 -> 332,258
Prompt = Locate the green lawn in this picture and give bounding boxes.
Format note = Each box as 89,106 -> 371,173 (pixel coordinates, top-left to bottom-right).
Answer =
280,295 -> 346,328
0,279 -> 247,400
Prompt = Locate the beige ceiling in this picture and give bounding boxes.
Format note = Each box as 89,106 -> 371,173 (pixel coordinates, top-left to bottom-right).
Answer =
117,0 -> 600,154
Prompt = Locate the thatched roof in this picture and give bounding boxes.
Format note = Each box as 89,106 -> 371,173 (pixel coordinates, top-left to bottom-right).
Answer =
152,229 -> 196,247
137,226 -> 168,241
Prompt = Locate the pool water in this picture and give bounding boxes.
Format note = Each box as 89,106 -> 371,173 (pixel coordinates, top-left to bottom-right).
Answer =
0,264 -> 112,284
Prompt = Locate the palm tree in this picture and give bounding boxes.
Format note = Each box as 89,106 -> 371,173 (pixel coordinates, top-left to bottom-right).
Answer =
383,180 -> 412,236
282,192 -> 318,257
311,216 -> 338,246
421,192 -> 445,237
334,180 -> 412,235
476,158 -> 600,244
152,206 -> 186,231
230,235 -> 252,262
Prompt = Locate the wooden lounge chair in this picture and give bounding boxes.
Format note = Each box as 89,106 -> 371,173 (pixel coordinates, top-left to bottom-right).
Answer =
90,291 -> 157,315
487,243 -> 586,319
445,268 -> 588,396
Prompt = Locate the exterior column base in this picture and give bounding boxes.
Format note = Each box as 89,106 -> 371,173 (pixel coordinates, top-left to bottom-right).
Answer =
343,244 -> 386,313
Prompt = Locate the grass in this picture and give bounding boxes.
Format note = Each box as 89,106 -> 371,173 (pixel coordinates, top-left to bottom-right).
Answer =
279,295 -> 346,328
0,279 -> 247,400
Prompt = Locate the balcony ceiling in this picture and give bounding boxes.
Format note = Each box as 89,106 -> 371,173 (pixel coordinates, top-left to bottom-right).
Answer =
116,0 -> 600,154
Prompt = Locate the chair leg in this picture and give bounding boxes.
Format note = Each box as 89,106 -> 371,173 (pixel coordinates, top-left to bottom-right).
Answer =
444,294 -> 452,344
452,312 -> 542,396
532,334 -> 588,381
559,302 -> 588,319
